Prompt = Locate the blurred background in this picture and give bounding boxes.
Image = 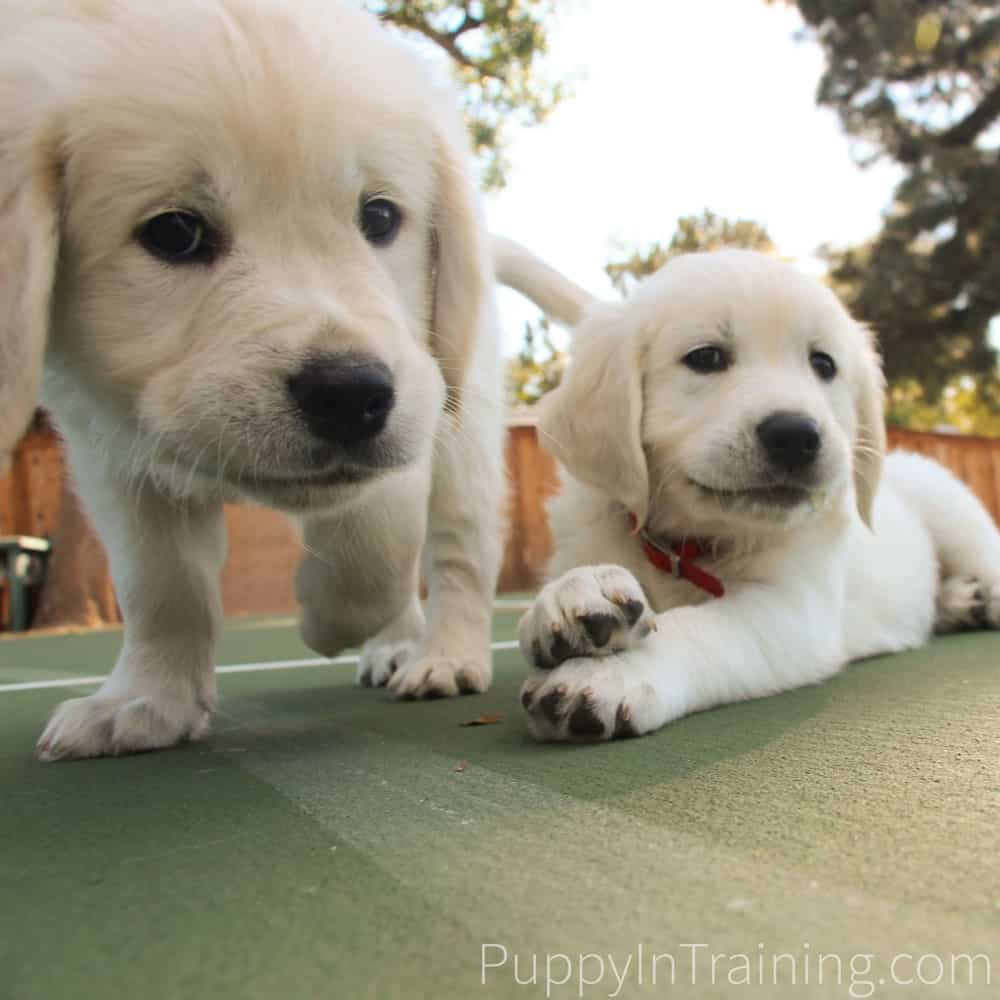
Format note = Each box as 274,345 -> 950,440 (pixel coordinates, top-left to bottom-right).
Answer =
2,0 -> 997,630
471,0 -> 998,429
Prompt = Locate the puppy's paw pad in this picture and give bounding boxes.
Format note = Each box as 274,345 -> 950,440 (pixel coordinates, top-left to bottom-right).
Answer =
520,656 -> 661,744
357,639 -> 416,688
535,684 -> 569,725
37,692 -> 209,762
522,673 -> 613,742
567,689 -> 610,739
387,657 -> 490,700
519,665 -> 608,742
578,614 -> 617,649
520,565 -> 654,668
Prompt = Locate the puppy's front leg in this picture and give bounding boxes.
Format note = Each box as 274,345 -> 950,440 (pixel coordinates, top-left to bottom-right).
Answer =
37,474 -> 226,761
297,464 -> 429,659
384,403 -> 504,700
521,567 -> 845,742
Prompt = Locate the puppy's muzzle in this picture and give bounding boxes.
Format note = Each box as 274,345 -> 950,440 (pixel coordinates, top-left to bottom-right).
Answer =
756,412 -> 821,473
288,354 -> 395,447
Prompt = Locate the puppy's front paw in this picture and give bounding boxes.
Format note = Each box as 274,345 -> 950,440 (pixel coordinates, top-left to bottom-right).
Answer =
520,657 -> 659,743
387,656 -> 491,700
357,638 -> 417,688
519,565 -> 655,670
37,690 -> 211,762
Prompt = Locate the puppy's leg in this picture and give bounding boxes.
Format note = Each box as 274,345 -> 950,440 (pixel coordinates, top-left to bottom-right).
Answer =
520,572 -> 844,742
297,463 -> 429,659
387,402 -> 504,700
936,576 -> 1000,632
929,489 -> 1000,631
887,453 -> 1000,632
37,472 -> 226,761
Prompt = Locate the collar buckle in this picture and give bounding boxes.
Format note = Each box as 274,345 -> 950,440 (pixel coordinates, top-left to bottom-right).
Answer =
628,513 -> 725,599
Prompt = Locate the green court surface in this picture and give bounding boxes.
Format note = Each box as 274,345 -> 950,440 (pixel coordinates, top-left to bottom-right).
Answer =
3,611 -> 1000,1000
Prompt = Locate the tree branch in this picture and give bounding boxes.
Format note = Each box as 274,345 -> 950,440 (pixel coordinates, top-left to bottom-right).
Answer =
939,80 -> 1000,148
391,14 -> 481,70
386,9 -> 497,77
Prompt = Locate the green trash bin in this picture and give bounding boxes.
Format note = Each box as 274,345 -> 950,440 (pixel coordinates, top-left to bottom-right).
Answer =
0,536 -> 52,632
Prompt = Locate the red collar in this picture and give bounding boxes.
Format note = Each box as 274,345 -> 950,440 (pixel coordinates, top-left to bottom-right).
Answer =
627,513 -> 725,599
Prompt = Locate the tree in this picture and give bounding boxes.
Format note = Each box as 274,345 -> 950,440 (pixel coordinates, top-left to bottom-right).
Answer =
368,0 -> 563,188
772,1 -> 1000,398
604,210 -> 775,294
886,373 -> 1000,435
506,315 -> 565,407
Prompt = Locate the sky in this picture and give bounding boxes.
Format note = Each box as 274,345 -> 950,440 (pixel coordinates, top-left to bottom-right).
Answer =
484,0 -> 905,355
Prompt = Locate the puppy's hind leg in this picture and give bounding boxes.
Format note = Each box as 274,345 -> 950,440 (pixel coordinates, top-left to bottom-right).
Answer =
887,453 -> 1000,632
935,576 -> 1000,633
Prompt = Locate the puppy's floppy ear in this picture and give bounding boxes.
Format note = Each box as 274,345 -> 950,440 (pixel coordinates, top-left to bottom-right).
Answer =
429,130 -> 487,411
0,133 -> 60,472
538,307 -> 650,525
852,327 -> 886,528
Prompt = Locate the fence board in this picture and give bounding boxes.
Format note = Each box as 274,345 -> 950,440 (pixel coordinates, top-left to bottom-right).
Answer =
500,422 -> 558,591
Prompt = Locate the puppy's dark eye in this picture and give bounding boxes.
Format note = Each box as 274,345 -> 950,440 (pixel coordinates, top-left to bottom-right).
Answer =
137,211 -> 219,265
810,351 -> 837,382
359,197 -> 402,246
682,345 -> 731,374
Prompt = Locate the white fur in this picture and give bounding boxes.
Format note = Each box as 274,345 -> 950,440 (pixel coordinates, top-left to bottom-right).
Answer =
496,242 -> 1000,741
0,0 -> 504,760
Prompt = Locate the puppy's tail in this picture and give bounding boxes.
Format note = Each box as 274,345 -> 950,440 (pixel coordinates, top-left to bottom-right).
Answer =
491,236 -> 594,328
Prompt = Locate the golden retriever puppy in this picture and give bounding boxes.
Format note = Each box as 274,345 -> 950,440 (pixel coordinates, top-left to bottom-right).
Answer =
0,0 -> 504,760
495,238 -> 1000,741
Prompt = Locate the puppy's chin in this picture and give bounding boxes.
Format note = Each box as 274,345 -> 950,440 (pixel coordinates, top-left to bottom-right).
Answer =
689,479 -> 818,513
235,455 -> 405,507
236,464 -> 401,513
654,474 -> 841,540
148,434 -> 415,510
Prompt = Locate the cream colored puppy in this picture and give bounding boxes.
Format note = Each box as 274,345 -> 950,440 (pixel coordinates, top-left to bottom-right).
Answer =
0,0 -> 505,760
495,238 -> 1000,741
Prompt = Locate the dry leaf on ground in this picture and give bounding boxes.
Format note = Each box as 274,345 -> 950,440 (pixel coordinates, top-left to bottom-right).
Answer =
459,713 -> 504,727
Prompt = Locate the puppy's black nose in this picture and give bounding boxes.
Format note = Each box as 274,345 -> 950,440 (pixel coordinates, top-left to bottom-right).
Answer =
287,356 -> 395,446
756,412 -> 821,471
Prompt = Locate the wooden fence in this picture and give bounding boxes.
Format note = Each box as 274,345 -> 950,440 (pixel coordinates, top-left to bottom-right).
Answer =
884,427 -> 1000,525
500,416 -> 559,591
2,420 -> 999,627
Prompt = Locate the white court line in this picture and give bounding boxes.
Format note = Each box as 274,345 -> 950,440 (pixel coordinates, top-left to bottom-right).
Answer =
0,640 -> 522,694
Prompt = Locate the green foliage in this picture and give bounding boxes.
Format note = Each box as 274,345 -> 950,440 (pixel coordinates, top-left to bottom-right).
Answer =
604,210 -> 775,295
773,0 -> 1000,399
367,0 -> 563,188
506,315 -> 565,407
887,375 -> 1000,436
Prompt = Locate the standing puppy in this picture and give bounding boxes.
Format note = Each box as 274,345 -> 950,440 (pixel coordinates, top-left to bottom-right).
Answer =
495,238 -> 1000,741
0,0 -> 504,760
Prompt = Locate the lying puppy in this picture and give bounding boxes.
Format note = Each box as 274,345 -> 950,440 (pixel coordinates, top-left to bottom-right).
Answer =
0,0 -> 504,760
495,238 -> 1000,741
